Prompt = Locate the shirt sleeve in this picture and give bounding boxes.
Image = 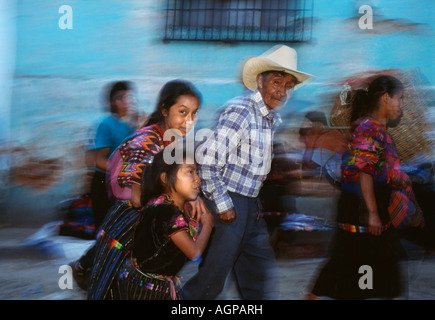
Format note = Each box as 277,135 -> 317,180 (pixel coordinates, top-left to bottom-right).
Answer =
152,205 -> 189,238
167,214 -> 190,238
94,118 -> 113,150
196,105 -> 250,214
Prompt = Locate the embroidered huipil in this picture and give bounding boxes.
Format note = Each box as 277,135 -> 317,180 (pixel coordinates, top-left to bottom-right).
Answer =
341,116 -> 423,229
133,194 -> 200,275
109,124 -> 171,200
197,89 -> 282,213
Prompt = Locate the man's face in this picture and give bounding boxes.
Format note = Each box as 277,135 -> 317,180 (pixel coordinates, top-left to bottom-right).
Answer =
257,72 -> 298,110
113,90 -> 134,118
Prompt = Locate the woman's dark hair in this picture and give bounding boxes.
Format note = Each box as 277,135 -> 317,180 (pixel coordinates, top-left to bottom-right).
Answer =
145,79 -> 202,127
350,75 -> 404,123
140,146 -> 192,207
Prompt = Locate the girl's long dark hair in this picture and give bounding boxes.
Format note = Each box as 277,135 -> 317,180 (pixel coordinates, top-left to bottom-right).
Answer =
350,75 -> 404,123
144,79 -> 202,127
140,147 -> 189,207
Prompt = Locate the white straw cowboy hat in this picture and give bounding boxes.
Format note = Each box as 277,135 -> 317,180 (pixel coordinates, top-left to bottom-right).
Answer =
242,45 -> 313,91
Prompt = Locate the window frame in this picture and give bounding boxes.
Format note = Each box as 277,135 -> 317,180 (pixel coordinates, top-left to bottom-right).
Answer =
163,0 -> 314,43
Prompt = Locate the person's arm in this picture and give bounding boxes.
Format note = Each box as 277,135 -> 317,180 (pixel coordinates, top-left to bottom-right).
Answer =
349,122 -> 386,236
121,128 -> 162,207
185,196 -> 209,220
94,118 -> 113,171
95,147 -> 110,171
186,196 -> 234,223
217,208 -> 236,224
360,171 -> 382,236
170,212 -> 214,260
196,105 -> 250,220
131,183 -> 141,208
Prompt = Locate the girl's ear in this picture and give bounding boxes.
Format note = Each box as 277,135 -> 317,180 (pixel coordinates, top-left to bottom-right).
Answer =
161,106 -> 168,117
160,172 -> 167,186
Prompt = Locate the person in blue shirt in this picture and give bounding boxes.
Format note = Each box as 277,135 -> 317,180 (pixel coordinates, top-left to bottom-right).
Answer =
91,81 -> 137,228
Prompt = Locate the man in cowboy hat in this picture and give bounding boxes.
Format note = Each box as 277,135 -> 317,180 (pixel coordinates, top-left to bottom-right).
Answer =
183,45 -> 313,300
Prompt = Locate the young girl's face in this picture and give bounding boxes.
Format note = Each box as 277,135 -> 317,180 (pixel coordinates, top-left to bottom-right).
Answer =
162,94 -> 199,137
169,162 -> 201,208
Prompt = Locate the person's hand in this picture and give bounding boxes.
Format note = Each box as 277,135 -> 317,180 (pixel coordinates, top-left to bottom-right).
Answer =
218,208 -> 236,224
186,197 -> 209,220
368,211 -> 382,236
199,210 -> 215,229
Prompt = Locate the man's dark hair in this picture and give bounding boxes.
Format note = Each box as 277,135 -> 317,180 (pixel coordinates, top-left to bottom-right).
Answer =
107,81 -> 133,113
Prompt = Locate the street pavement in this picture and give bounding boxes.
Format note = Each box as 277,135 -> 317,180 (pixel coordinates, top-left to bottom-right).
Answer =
0,225 -> 434,300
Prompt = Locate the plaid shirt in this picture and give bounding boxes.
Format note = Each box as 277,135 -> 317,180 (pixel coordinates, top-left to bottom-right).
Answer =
197,89 -> 282,214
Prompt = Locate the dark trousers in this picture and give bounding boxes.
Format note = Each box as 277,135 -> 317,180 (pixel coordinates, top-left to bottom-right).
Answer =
90,170 -> 111,230
182,192 -> 278,300
80,170 -> 110,269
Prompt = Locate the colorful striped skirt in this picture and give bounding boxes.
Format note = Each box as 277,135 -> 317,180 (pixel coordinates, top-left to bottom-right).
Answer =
115,257 -> 181,300
87,200 -> 141,300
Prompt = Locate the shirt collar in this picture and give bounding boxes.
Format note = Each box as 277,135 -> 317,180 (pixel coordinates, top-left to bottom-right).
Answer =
253,89 -> 282,125
110,113 -> 122,121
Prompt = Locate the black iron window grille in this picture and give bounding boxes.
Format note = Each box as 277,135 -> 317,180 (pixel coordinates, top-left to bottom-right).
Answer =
164,0 -> 314,43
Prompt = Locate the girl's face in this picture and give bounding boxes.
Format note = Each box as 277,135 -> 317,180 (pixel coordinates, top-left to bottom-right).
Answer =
168,162 -> 201,210
162,94 -> 200,137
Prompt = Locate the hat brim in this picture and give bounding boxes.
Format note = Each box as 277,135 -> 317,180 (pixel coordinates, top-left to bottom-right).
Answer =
242,56 -> 314,91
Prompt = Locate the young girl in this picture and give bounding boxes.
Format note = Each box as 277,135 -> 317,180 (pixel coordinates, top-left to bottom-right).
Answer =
114,149 -> 214,300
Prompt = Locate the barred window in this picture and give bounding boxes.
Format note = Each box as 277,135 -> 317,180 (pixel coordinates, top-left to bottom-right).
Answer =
163,0 -> 314,43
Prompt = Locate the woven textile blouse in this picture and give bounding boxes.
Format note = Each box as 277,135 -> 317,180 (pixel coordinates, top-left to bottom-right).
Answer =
341,116 -> 423,229
108,124 -> 171,200
197,89 -> 282,214
133,194 -> 200,275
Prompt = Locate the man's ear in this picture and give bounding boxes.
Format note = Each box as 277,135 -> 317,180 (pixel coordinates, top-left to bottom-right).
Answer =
256,74 -> 264,89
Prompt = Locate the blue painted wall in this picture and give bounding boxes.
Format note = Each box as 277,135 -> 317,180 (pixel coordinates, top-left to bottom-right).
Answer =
2,0 -> 434,225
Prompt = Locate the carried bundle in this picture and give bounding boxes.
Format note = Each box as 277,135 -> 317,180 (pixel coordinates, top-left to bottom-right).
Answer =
330,68 -> 434,163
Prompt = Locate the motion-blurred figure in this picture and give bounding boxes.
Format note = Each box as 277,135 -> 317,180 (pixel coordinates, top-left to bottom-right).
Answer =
299,110 -> 348,185
307,75 -> 423,300
92,81 -> 137,228
70,81 -> 136,290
